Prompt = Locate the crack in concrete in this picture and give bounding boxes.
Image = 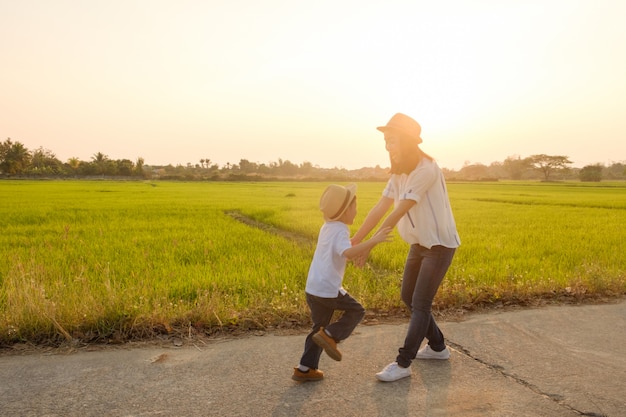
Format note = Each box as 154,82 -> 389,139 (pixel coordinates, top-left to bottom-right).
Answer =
446,341 -> 607,417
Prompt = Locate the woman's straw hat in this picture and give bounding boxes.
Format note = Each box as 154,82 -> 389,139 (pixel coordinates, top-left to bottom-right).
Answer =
377,113 -> 423,144
319,184 -> 357,221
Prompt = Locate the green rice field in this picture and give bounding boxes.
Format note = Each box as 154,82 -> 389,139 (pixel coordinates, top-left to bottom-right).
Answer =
1,180 -> 625,346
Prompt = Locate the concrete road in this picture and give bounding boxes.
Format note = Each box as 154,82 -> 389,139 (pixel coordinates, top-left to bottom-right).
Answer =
1,300 -> 624,416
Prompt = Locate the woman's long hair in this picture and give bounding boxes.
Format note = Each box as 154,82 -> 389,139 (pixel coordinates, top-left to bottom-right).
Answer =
389,136 -> 434,175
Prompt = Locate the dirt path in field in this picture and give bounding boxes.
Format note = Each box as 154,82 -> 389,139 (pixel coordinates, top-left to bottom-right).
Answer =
226,210 -> 315,248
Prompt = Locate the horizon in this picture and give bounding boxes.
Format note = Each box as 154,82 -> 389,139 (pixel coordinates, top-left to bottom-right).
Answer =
5,136 -> 621,172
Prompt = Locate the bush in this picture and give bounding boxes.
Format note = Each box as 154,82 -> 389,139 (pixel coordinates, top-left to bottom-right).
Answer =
579,165 -> 603,182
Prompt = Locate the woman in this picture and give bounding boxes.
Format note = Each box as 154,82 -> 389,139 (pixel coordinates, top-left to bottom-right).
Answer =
351,113 -> 461,382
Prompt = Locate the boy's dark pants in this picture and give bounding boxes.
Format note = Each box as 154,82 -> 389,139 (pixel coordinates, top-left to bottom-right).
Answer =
299,292 -> 365,369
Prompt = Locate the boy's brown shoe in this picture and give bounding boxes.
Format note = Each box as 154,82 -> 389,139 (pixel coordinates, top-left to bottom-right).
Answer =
292,367 -> 324,382
312,328 -> 342,361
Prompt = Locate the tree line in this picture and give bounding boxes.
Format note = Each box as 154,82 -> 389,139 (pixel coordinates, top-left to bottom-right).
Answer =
1,138 -> 624,182
0,139 -> 145,178
450,155 -> 625,182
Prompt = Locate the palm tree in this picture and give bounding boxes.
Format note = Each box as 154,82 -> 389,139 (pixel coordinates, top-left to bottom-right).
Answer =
1,139 -> 31,174
67,157 -> 81,170
91,152 -> 108,163
91,152 -> 109,175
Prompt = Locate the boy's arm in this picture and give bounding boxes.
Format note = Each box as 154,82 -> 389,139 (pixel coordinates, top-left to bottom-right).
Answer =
343,227 -> 392,260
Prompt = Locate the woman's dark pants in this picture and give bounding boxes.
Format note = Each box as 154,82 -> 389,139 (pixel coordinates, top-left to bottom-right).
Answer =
396,244 -> 456,368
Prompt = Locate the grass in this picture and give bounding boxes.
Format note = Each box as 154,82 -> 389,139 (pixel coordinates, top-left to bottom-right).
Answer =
1,180 -> 625,347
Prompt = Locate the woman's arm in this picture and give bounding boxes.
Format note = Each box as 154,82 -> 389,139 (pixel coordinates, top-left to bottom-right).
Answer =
378,199 -> 416,230
351,197 -> 393,245
351,198 -> 416,267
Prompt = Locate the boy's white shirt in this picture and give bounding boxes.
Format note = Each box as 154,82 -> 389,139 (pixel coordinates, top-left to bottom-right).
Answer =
305,221 -> 351,298
383,158 -> 461,249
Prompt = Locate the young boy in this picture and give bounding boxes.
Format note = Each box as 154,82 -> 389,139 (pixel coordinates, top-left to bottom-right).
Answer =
292,183 -> 392,382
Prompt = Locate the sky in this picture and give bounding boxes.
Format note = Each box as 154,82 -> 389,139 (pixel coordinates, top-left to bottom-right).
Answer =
1,0 -> 625,171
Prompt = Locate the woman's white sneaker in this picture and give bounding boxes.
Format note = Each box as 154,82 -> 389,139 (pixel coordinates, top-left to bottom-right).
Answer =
415,345 -> 450,360
375,362 -> 412,382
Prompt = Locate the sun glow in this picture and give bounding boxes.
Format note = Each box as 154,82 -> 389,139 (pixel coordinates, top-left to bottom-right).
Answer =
1,1 -> 625,170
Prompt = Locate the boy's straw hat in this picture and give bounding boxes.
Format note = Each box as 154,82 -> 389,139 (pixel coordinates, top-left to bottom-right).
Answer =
377,113 -> 423,144
320,184 -> 357,221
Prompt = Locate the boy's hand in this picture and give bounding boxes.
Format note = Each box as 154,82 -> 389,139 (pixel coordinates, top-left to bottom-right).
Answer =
353,252 -> 368,268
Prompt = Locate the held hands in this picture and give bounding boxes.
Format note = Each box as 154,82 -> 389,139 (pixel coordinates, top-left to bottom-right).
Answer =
352,226 -> 393,268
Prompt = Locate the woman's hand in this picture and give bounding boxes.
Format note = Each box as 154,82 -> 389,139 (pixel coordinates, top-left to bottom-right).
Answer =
371,226 -> 393,244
